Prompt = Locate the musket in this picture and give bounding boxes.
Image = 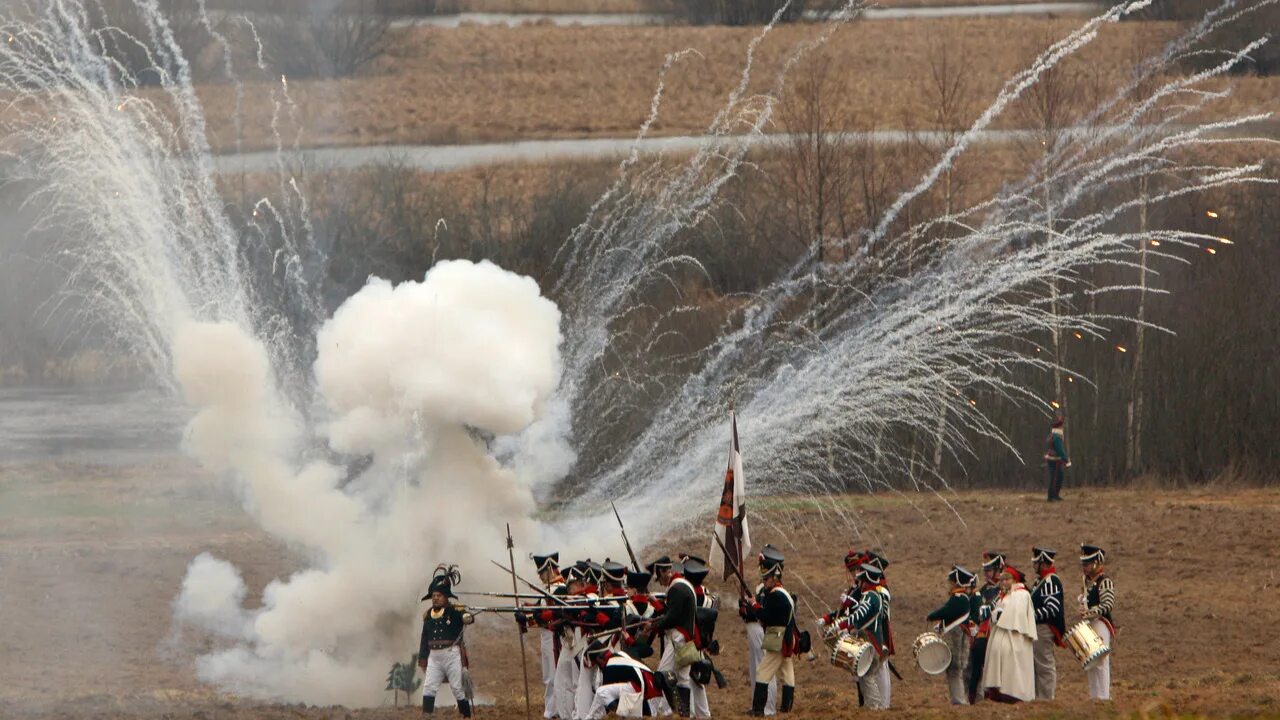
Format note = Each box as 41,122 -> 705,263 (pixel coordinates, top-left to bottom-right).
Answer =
610,501 -> 642,572
711,531 -> 752,599
465,605 -> 598,614
491,560 -> 571,606
458,591 -> 600,604
583,616 -> 653,642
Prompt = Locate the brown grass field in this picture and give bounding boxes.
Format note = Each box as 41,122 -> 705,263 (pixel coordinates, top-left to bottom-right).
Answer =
190,17 -> 1280,153
3,455 -> 1279,719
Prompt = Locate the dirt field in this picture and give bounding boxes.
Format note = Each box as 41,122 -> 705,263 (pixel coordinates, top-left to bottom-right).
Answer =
3,455 -> 1279,720
191,17 -> 1280,152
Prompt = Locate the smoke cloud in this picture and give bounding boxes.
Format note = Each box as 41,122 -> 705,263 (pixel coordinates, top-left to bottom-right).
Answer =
173,259 -> 564,704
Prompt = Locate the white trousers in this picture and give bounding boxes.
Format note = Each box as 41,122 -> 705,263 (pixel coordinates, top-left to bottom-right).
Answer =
690,681 -> 710,718
588,683 -> 642,719
554,637 -> 581,719
574,661 -> 600,719
1033,624 -> 1057,701
745,623 -> 778,715
1087,620 -> 1112,701
658,630 -> 708,716
858,657 -> 891,710
541,629 -> 558,718
423,645 -> 466,702
658,629 -> 691,687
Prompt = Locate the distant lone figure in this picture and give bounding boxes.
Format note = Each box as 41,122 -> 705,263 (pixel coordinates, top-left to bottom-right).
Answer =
1044,412 -> 1068,502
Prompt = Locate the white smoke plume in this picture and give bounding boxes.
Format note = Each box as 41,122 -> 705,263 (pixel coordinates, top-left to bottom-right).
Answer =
173,553 -> 249,640
174,259 -> 564,704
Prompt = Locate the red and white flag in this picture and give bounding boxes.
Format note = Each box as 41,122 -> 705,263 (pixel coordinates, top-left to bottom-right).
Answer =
712,410 -> 751,581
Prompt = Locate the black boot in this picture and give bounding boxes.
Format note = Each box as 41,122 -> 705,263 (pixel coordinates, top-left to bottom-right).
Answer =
422,696 -> 435,714
780,685 -> 795,713
676,686 -> 692,717
457,700 -> 472,718
749,682 -> 769,716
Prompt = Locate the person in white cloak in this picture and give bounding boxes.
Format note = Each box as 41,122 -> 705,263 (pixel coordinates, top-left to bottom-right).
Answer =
981,566 -> 1036,703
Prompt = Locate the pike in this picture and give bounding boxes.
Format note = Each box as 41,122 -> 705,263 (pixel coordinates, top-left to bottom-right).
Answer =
505,524 -> 534,720
610,501 -> 642,572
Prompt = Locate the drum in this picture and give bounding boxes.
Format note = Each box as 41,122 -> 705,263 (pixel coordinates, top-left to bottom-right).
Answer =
1065,620 -> 1111,670
821,623 -> 843,649
829,634 -> 875,677
912,631 -> 952,675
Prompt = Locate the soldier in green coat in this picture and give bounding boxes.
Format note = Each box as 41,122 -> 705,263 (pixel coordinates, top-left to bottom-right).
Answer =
927,565 -> 976,705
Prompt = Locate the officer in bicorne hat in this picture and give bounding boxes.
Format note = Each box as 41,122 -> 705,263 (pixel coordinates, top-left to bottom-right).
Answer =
418,566 -> 474,717
741,545 -> 784,715
530,552 -> 563,719
1079,544 -> 1115,701
927,565 -> 976,705
1029,547 -> 1065,700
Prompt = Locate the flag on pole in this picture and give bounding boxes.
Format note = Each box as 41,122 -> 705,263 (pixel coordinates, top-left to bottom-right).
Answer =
712,410 -> 751,581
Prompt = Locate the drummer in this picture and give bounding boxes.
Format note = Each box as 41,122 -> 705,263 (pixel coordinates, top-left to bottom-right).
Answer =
832,563 -> 893,710
926,565 -> 975,705
1079,544 -> 1115,701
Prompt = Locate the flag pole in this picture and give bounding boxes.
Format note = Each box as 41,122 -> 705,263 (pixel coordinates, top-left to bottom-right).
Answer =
506,523 -> 534,720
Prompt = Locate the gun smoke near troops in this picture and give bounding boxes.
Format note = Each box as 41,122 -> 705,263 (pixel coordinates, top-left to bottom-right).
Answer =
0,0 -> 1277,718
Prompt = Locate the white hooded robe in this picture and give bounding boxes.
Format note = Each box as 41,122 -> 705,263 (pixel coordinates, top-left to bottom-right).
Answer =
982,583 -> 1036,702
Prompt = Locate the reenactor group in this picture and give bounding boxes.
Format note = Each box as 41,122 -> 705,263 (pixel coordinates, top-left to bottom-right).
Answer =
415,544 -> 1116,717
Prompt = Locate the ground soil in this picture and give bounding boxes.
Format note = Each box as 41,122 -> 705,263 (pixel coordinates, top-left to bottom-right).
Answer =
188,17 -> 1279,153
3,459 -> 1278,720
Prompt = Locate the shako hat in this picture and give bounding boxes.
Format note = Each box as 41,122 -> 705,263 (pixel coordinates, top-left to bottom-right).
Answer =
981,551 -> 1006,571
761,563 -> 784,580
626,569 -> 652,591
680,555 -> 710,583
647,555 -> 673,574
1079,544 -> 1106,564
947,565 -> 976,587
864,550 -> 889,572
601,560 -> 627,584
564,563 -> 589,583
1032,547 -> 1056,564
584,639 -> 610,662
531,552 -> 560,573
758,544 -> 785,569
857,563 -> 884,584
585,560 -> 604,583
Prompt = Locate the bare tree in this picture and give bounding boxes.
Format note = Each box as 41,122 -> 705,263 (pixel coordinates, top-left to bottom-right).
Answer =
1013,41 -> 1092,421
259,0 -> 394,79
